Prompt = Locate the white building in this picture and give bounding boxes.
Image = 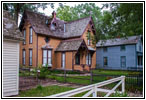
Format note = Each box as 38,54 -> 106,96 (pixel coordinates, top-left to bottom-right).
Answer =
3,10 -> 23,97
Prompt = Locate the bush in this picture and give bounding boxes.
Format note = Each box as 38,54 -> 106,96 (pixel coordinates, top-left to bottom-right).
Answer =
38,67 -> 50,79
36,85 -> 43,90
110,92 -> 128,97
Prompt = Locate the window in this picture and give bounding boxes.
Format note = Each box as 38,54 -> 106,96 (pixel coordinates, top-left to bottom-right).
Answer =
139,45 -> 141,52
120,45 -> 126,51
23,29 -> 26,44
86,53 -> 92,65
75,53 -> 80,65
22,49 -> 25,65
29,27 -> 33,44
103,57 -> 108,66
138,56 -> 143,66
42,50 -> 52,67
29,49 -> 32,66
103,47 -> 108,52
87,32 -> 91,45
50,23 -> 56,30
61,52 -> 65,69
121,56 -> 126,67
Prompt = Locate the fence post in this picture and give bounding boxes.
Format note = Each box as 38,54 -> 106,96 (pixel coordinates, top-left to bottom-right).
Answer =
64,69 -> 66,83
122,76 -> 125,93
90,68 -> 93,84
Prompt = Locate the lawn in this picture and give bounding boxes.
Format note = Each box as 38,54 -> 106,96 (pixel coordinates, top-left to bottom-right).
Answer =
17,85 -> 128,97
18,85 -> 74,97
19,68 -> 143,93
92,69 -> 141,76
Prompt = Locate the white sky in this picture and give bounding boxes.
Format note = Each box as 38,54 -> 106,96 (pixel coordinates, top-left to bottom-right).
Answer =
38,2 -> 106,16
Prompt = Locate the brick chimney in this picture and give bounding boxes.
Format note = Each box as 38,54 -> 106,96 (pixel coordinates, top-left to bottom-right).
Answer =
52,11 -> 56,20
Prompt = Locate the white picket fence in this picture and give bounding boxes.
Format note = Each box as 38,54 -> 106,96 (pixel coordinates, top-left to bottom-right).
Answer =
47,76 -> 125,97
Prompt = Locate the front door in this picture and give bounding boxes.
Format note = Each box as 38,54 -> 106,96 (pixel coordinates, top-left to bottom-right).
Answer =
62,53 -> 65,69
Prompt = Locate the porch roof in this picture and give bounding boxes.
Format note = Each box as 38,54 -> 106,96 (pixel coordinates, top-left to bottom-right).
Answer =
88,46 -> 95,51
55,38 -> 87,52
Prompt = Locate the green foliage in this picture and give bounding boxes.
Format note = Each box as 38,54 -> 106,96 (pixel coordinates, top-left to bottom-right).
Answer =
36,85 -> 43,90
101,3 -> 143,38
110,92 -> 128,97
38,66 -> 50,79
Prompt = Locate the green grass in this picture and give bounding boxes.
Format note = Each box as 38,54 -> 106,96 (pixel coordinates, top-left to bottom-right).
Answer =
92,69 -> 140,76
18,85 -> 74,97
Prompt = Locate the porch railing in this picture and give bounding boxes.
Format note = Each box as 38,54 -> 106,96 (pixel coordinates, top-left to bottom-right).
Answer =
47,76 -> 125,97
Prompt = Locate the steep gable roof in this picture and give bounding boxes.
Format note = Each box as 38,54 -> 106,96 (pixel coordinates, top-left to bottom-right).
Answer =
55,38 -> 86,52
19,10 -> 92,39
96,35 -> 142,47
3,10 -> 24,41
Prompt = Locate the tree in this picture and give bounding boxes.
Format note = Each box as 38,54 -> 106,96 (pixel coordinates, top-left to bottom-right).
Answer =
101,3 -> 143,38
3,3 -> 55,25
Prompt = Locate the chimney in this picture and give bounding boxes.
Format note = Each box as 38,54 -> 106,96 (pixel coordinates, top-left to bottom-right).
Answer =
52,11 -> 56,19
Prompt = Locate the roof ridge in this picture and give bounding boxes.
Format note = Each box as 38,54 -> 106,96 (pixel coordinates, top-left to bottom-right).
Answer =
99,35 -> 140,41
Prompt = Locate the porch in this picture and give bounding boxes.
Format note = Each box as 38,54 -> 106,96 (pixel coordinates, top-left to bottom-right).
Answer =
55,39 -> 96,71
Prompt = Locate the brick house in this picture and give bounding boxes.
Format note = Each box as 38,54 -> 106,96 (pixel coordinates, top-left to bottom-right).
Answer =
19,10 -> 96,71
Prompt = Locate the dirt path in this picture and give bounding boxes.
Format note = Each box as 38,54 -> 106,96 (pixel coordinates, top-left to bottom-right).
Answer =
19,77 -> 143,97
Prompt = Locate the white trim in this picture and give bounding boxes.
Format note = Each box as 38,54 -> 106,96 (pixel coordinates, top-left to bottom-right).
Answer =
48,76 -> 125,97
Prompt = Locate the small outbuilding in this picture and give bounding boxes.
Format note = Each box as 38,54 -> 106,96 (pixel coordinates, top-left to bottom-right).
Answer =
3,10 -> 23,96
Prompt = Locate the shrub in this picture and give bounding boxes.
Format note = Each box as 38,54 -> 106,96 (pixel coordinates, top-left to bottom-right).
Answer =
110,92 -> 128,97
38,66 -> 50,79
36,85 -> 43,90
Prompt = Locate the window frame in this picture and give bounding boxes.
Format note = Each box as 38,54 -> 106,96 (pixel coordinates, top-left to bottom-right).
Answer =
23,29 -> 26,45
22,49 -> 26,65
86,53 -> 92,65
103,47 -> 108,52
29,27 -> 33,44
87,32 -> 91,46
29,49 -> 33,66
61,52 -> 66,69
121,56 -> 126,67
75,53 -> 80,65
120,45 -> 126,51
103,57 -> 108,67
42,49 -> 52,67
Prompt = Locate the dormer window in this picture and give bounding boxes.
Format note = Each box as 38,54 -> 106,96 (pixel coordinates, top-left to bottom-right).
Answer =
50,23 -> 56,30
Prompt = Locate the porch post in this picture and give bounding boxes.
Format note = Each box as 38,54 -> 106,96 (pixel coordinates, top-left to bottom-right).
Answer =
72,51 -> 75,70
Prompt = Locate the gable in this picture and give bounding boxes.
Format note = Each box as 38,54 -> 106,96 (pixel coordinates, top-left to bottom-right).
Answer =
81,23 -> 95,46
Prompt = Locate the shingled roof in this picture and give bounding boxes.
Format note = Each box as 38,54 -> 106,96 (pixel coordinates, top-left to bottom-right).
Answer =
3,10 -> 23,41
96,35 -> 142,47
55,38 -> 86,52
19,10 -> 92,39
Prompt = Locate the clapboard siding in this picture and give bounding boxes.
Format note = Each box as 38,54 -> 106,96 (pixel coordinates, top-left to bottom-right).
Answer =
3,40 -> 19,96
96,44 -> 136,70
